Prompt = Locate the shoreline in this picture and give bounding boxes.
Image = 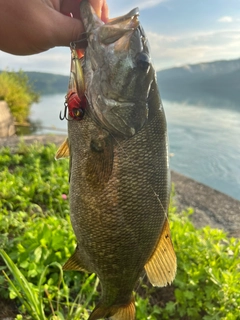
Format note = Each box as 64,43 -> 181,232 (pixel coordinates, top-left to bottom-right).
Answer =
1,134 -> 239,238
171,171 -> 240,238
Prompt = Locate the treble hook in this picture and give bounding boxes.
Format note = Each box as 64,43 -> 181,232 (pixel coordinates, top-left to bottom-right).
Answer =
59,100 -> 67,120
59,100 -> 73,121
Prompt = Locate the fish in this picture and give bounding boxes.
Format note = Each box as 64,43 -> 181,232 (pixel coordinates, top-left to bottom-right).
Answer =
56,0 -> 177,319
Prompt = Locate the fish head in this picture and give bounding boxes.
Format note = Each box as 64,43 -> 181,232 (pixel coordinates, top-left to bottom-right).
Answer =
80,0 -> 155,138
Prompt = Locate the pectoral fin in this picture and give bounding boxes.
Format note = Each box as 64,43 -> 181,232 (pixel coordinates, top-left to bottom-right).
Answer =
55,138 -> 70,160
87,131 -> 114,184
144,219 -> 177,287
63,245 -> 91,273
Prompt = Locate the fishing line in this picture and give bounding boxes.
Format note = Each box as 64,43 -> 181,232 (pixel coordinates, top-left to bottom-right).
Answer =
108,131 -> 131,161
150,185 -> 169,222
135,272 -> 147,293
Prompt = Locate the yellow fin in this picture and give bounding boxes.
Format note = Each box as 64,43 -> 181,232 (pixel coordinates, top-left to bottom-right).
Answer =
63,246 -> 89,273
144,219 -> 177,287
55,138 -> 70,160
111,299 -> 135,320
88,297 -> 135,320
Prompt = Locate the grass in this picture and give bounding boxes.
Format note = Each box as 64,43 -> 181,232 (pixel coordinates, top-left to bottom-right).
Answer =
0,142 -> 239,320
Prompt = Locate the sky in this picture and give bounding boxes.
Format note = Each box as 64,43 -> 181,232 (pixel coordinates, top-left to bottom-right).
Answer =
0,0 -> 240,75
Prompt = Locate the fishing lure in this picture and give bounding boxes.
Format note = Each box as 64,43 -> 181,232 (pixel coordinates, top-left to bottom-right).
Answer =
60,43 -> 86,121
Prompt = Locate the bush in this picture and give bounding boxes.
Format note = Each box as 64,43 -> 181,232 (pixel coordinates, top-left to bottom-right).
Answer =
0,143 -> 239,319
0,70 -> 39,123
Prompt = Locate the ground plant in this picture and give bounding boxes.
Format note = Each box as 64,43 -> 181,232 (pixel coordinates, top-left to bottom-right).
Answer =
0,143 -> 239,319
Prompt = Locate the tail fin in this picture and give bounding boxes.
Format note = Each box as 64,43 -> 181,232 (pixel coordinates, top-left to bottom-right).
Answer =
110,300 -> 135,320
88,297 -> 135,320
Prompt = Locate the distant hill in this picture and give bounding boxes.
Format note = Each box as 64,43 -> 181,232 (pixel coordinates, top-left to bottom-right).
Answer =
25,71 -> 68,94
157,58 -> 240,107
2,58 -> 239,105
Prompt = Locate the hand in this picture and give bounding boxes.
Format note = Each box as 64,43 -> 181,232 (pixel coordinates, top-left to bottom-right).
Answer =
0,0 -> 108,55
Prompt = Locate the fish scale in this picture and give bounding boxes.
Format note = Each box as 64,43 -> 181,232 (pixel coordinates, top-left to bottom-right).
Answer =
68,108 -> 169,304
56,1 -> 176,319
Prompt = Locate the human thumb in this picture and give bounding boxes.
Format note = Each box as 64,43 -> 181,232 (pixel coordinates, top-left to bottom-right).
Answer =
50,13 -> 85,48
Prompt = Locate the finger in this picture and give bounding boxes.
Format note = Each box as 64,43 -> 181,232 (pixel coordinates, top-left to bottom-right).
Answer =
50,13 -> 85,47
88,0 -> 102,18
61,0 -> 109,22
101,1 -> 109,22
88,0 -> 108,20
60,0 -> 81,19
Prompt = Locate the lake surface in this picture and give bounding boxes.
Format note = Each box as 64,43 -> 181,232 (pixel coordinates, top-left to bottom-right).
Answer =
29,94 -> 240,201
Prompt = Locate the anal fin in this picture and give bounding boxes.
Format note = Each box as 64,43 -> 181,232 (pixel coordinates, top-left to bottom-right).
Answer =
63,245 -> 91,273
144,219 -> 177,287
55,138 -> 70,160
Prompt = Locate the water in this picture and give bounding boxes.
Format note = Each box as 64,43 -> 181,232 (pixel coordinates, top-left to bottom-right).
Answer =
29,94 -> 240,200
164,101 -> 240,200
30,94 -> 67,134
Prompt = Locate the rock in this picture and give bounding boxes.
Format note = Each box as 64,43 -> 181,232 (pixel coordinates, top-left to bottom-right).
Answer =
171,171 -> 240,238
0,101 -> 15,137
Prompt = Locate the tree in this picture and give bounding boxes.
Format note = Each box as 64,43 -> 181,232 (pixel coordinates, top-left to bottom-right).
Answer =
0,70 -> 40,123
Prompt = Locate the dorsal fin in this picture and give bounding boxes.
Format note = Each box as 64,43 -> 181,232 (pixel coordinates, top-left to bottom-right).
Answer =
144,219 -> 177,287
55,138 -> 70,160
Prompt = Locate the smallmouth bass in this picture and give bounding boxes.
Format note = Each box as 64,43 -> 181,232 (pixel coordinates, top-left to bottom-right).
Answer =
56,1 -> 177,319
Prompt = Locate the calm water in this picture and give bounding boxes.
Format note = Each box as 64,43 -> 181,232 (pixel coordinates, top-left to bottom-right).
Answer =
29,94 -> 240,200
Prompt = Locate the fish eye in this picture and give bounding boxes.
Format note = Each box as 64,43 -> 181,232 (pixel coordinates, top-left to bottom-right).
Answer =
136,52 -> 150,72
72,108 -> 85,120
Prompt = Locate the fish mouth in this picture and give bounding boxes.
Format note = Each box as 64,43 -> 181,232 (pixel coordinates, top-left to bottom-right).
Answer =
75,5 -> 140,49
97,8 -> 140,49
107,7 -> 139,29
78,1 -> 152,138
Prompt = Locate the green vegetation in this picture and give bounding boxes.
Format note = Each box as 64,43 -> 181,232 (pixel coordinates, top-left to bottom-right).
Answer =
0,71 -> 39,123
0,143 -> 239,320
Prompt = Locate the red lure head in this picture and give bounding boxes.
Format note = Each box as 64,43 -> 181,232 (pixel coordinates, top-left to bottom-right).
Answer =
67,92 -> 87,121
